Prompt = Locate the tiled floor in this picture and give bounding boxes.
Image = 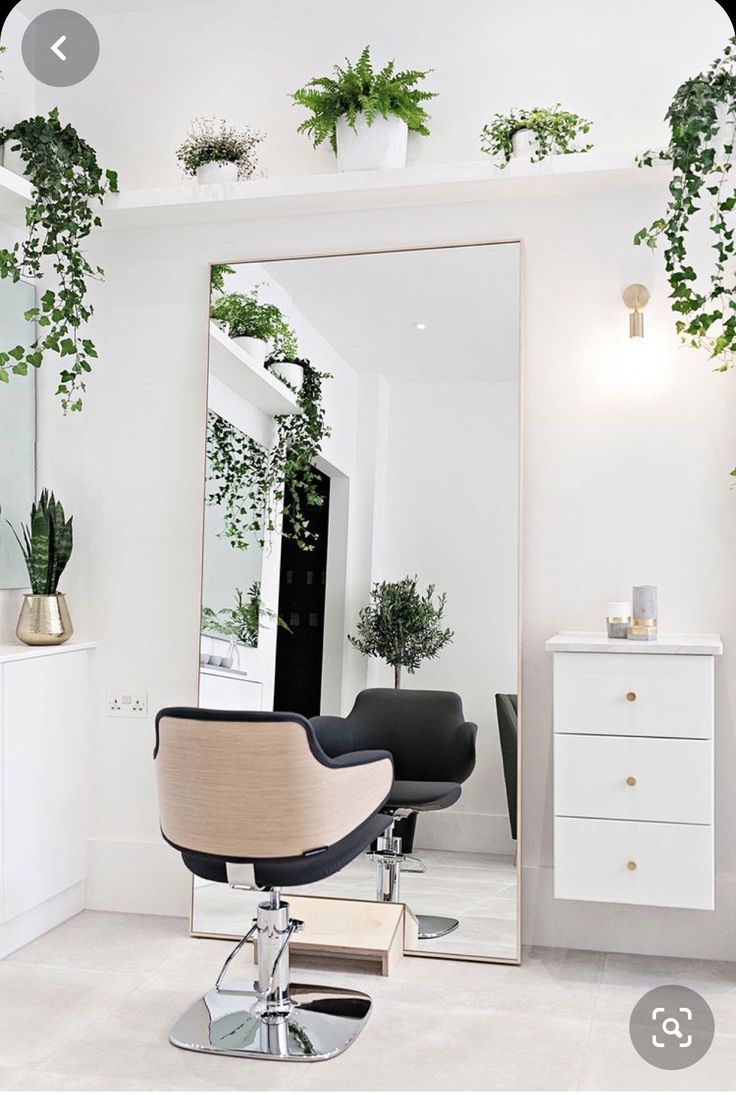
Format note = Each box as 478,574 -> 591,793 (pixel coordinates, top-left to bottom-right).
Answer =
194,849 -> 518,960
1,911 -> 736,1091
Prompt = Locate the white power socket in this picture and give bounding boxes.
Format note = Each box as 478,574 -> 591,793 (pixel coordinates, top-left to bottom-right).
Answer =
106,690 -> 148,718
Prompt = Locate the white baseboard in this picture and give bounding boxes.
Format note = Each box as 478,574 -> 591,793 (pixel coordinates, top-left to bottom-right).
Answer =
415,810 -> 515,855
0,881 -> 86,959
86,839 -> 191,917
522,864 -> 736,961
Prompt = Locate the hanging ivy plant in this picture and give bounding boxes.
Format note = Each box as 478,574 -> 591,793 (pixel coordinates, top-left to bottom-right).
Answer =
0,108 -> 119,411
206,357 -> 331,551
634,38 -> 736,370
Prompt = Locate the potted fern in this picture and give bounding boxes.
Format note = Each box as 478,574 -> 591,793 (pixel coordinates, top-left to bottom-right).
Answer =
210,287 -> 297,366
292,46 -> 436,171
4,490 -> 74,645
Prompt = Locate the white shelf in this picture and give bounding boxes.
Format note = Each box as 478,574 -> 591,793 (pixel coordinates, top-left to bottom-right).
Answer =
209,323 -> 301,416
0,165 -> 32,227
103,156 -> 671,229
0,640 -> 97,664
546,631 -> 723,656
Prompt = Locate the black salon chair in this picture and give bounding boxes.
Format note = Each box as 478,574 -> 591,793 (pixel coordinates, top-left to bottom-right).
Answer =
312,688 -> 477,939
494,693 -> 518,841
154,707 -> 393,1062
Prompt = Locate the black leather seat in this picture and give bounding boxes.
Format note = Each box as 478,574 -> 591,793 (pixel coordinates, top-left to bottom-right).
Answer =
312,687 -> 477,824
495,693 -> 518,841
312,688 -> 477,939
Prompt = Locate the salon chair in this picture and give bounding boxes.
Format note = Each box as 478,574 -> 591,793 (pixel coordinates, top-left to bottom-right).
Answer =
494,693 -> 518,842
312,688 -> 477,940
154,707 -> 393,1062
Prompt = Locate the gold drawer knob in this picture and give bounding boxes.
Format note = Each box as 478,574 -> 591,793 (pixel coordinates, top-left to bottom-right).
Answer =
627,860 -> 638,871
626,776 -> 637,787
626,691 -> 637,702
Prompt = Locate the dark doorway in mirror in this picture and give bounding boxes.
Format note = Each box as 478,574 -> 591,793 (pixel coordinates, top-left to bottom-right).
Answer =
273,466 -> 330,716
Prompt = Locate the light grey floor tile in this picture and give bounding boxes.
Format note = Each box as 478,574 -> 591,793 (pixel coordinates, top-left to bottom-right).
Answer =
0,963 -> 140,1069
5,910 -> 190,979
579,1021 -> 736,1091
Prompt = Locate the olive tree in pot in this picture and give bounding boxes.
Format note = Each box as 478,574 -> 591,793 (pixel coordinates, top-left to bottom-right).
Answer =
210,286 -> 297,366
4,490 -> 74,645
348,575 -> 454,688
292,45 -> 436,171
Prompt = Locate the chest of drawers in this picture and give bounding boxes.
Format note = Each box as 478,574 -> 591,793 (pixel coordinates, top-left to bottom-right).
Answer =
546,632 -> 723,910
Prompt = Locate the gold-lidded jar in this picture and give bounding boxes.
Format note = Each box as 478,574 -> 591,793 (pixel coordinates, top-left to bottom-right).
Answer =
16,593 -> 73,646
606,601 -> 631,640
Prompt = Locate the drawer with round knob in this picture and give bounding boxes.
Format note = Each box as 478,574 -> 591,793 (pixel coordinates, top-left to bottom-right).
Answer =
554,816 -> 714,910
554,735 -> 712,824
553,652 -> 713,738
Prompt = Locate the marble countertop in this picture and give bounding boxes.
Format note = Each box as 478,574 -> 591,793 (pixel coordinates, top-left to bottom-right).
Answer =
0,640 -> 96,663
545,631 -> 723,655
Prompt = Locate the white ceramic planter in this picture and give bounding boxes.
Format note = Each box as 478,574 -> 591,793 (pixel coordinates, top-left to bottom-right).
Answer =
336,113 -> 408,172
196,161 -> 238,184
0,142 -> 27,176
510,129 -> 539,161
268,360 -> 303,391
232,335 -> 268,365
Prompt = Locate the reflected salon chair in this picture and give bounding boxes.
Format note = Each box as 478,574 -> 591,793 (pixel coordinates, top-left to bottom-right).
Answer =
154,707 -> 393,1062
312,688 -> 477,940
494,693 -> 518,842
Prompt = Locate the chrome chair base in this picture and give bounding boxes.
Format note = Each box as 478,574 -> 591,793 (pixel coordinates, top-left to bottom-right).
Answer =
170,982 -> 372,1061
417,914 -> 459,940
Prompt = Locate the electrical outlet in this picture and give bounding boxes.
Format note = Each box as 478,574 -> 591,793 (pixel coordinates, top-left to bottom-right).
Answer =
106,690 -> 148,718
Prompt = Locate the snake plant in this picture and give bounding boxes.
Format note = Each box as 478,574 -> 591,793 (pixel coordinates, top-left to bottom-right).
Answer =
6,490 -> 73,594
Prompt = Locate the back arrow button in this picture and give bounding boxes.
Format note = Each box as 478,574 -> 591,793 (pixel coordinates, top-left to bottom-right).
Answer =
50,35 -> 67,61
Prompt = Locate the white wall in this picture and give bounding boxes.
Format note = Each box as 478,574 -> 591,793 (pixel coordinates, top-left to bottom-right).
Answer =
24,0 -> 732,186
368,379 -> 519,855
32,179 -> 736,960
5,0 -> 736,956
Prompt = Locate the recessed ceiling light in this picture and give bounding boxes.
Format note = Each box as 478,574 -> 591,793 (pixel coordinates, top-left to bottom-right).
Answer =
414,322 -> 427,330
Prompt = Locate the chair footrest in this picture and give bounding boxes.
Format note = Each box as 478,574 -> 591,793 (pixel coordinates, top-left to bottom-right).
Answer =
170,984 -> 372,1061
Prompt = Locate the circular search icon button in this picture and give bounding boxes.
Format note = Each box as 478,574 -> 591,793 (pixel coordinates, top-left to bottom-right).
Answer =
21,9 -> 99,87
629,985 -> 714,1070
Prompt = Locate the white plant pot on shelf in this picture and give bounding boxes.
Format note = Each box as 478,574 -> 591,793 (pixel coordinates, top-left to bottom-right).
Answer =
0,143 -> 27,176
196,161 -> 238,184
232,335 -> 268,365
336,113 -> 408,172
510,129 -> 539,162
268,360 -> 303,391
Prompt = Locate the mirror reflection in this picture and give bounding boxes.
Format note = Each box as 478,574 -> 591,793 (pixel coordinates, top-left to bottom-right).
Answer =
195,243 -> 520,962
0,280 -> 36,590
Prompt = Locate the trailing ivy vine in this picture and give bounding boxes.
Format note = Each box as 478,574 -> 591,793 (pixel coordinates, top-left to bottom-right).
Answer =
0,108 -> 118,411
206,358 -> 331,551
634,38 -> 736,370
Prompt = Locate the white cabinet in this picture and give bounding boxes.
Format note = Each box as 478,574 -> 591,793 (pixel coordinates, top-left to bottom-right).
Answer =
546,632 -> 722,911
0,642 -> 94,957
199,665 -> 263,711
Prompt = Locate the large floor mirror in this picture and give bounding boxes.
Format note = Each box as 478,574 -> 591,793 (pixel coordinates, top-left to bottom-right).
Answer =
194,242 -> 521,963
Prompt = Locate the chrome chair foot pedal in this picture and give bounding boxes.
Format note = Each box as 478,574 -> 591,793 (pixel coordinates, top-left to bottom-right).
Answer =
416,914 -> 459,939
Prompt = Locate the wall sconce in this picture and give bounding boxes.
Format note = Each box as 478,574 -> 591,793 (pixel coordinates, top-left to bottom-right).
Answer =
623,283 -> 650,338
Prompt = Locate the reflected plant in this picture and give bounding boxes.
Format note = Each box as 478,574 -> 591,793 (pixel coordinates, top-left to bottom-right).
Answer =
349,576 -> 454,688
202,582 -> 290,648
206,355 -> 331,552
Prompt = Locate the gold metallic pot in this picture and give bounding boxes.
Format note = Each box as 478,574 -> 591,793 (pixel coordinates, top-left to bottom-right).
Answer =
16,593 -> 73,646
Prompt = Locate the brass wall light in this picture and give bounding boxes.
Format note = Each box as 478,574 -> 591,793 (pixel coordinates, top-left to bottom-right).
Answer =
623,283 -> 650,338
